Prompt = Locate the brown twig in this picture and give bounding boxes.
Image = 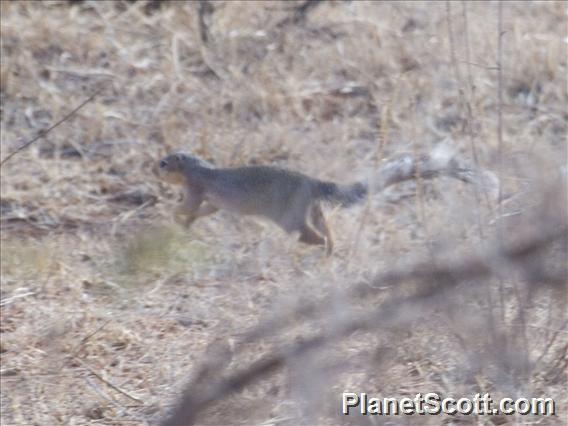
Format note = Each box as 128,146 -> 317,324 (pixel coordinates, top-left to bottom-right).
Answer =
459,0 -> 499,347
496,2 -> 506,226
0,87 -> 103,167
73,356 -> 144,405
348,76 -> 397,262
69,319 -> 112,356
447,1 -> 492,229
496,0 -> 508,328
411,98 -> 433,257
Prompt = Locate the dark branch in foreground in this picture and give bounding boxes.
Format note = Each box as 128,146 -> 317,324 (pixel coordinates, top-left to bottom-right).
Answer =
161,219 -> 567,426
275,0 -> 325,28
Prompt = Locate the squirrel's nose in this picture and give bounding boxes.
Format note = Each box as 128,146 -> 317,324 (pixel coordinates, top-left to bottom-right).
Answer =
159,160 -> 167,168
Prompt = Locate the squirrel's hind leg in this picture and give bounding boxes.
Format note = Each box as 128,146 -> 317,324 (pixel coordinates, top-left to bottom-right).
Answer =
311,203 -> 334,255
298,224 -> 326,250
299,225 -> 325,245
195,202 -> 219,219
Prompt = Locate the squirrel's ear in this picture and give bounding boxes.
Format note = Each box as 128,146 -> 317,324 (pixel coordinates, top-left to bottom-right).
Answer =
174,154 -> 182,162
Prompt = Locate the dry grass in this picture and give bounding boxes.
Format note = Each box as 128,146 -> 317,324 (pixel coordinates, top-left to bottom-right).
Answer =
1,1 -> 566,425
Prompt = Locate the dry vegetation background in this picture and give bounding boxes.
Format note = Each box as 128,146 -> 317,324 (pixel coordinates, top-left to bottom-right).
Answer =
0,1 -> 567,425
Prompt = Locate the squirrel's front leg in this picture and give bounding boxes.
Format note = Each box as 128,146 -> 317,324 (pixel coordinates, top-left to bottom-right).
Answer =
174,189 -> 204,229
195,202 -> 219,219
174,203 -> 218,228
174,205 -> 197,228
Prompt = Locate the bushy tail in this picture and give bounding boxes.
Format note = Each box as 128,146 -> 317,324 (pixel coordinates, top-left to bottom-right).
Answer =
316,181 -> 368,207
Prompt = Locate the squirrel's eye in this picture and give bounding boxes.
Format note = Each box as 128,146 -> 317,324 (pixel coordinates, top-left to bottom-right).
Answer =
160,160 -> 167,168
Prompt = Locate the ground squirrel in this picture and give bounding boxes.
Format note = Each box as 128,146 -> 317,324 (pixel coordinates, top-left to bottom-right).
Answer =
158,153 -> 367,254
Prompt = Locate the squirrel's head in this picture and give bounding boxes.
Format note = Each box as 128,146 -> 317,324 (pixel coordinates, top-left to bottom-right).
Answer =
158,153 -> 211,185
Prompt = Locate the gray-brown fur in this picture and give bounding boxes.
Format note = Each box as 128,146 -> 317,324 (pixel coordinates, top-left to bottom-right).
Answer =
158,152 -> 367,254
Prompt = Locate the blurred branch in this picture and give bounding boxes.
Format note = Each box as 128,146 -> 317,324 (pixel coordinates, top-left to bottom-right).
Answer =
197,0 -> 214,45
161,219 -> 567,426
275,0 -> 325,28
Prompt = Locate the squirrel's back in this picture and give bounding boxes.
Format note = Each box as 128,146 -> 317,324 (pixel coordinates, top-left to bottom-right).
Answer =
203,166 -> 318,218
207,165 -> 366,208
